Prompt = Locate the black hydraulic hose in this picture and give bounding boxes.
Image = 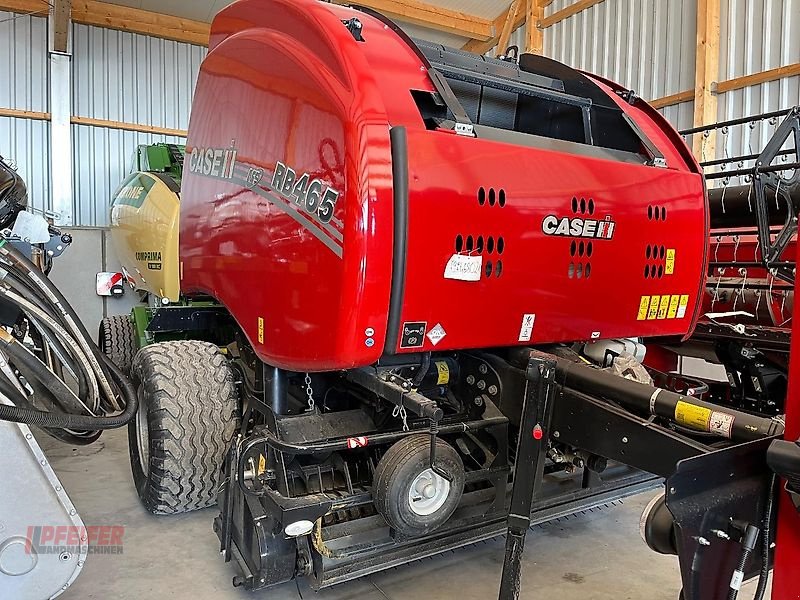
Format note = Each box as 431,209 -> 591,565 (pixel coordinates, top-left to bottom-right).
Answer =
0,241 -> 96,346
413,352 -> 431,387
510,349 -> 784,442
753,474 -> 778,600
0,348 -> 137,430
0,242 -> 120,412
727,524 -> 759,600
0,330 -> 90,415
0,371 -> 27,405
0,240 -> 118,410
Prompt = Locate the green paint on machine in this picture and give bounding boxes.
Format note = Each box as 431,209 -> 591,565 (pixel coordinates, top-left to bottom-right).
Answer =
112,172 -> 156,208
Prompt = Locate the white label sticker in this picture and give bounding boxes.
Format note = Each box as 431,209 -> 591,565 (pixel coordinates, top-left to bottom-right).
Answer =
518,314 -> 536,342
591,331 -> 601,339
426,323 -> 447,346
730,569 -> 744,591
444,254 -> 482,281
709,411 -> 735,438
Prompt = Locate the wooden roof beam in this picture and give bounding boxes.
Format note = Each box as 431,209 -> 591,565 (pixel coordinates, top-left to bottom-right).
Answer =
336,0 -> 494,41
525,0 -> 544,54
692,0 -> 720,159
49,0 -> 71,53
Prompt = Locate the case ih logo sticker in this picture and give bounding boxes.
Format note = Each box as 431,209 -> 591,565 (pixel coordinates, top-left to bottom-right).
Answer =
272,161 -> 340,224
541,215 -> 616,239
188,146 -> 237,179
186,146 -> 344,258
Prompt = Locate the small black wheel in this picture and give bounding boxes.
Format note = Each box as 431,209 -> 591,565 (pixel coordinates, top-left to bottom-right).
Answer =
98,314 -> 138,375
129,341 -> 239,515
373,434 -> 465,537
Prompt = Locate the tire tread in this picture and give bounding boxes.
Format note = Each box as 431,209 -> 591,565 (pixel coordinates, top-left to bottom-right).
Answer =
129,340 -> 238,515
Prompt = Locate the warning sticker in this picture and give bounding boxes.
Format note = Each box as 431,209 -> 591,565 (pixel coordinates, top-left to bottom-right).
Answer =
677,295 -> 690,319
709,411 -> 735,438
665,249 -> 676,275
674,400 -> 712,431
400,321 -> 427,349
657,295 -> 670,319
637,296 -> 650,320
436,361 -> 450,385
426,323 -> 447,346
258,317 -> 264,343
518,314 -> 536,342
346,436 -> 368,449
258,453 -> 266,475
667,295 -> 680,319
647,295 -> 660,320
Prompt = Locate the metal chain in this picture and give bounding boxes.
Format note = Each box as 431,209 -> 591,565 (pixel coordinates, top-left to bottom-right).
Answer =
304,373 -> 315,411
392,404 -> 409,432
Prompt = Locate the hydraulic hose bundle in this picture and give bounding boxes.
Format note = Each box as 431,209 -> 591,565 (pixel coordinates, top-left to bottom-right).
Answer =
0,237 -> 136,442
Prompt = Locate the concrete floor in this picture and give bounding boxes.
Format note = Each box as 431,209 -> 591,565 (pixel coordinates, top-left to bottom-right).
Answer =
45,428 -> 769,600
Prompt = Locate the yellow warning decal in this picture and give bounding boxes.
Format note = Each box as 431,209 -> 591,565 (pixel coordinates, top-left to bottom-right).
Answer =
647,295 -> 660,320
657,295 -> 670,319
436,361 -> 450,385
258,317 -> 264,343
637,296 -> 650,320
665,249 -> 676,275
258,453 -> 266,476
667,294 -> 680,319
677,295 -> 690,319
675,400 -> 711,431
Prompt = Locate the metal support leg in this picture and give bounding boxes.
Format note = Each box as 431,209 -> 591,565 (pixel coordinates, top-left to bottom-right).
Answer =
498,353 -> 557,600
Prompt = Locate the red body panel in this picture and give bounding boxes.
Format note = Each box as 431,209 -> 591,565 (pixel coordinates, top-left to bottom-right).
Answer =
180,0 -> 708,371
772,243 -> 800,599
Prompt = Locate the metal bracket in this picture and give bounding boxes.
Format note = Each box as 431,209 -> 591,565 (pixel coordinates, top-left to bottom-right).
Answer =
753,107 -> 800,285
498,352 -> 557,600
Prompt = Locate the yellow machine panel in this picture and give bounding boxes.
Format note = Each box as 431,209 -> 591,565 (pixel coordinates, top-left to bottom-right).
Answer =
110,172 -> 180,302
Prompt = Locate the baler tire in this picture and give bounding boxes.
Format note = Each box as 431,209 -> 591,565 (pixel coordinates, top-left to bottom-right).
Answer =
128,341 -> 239,515
98,314 -> 138,376
373,434 -> 464,538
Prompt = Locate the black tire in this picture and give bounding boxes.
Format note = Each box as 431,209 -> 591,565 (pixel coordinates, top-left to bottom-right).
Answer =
373,434 -> 465,537
129,341 -> 239,515
98,314 -> 137,376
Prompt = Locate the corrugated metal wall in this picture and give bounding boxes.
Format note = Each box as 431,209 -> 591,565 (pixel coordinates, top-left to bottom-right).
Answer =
1,2 -> 798,224
0,13 -> 203,227
715,0 -> 800,170
537,0 -> 697,132
0,11 -> 51,215
71,24 -> 204,225
510,0 -> 798,163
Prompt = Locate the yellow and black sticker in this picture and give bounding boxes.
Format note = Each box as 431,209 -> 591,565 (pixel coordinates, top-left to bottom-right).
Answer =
637,296 -> 650,320
258,453 -> 266,476
258,317 -> 265,343
675,400 -> 711,431
435,361 -> 450,385
677,295 -> 690,318
667,294 -> 680,319
657,295 -> 670,319
647,295 -> 660,320
665,249 -> 676,275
